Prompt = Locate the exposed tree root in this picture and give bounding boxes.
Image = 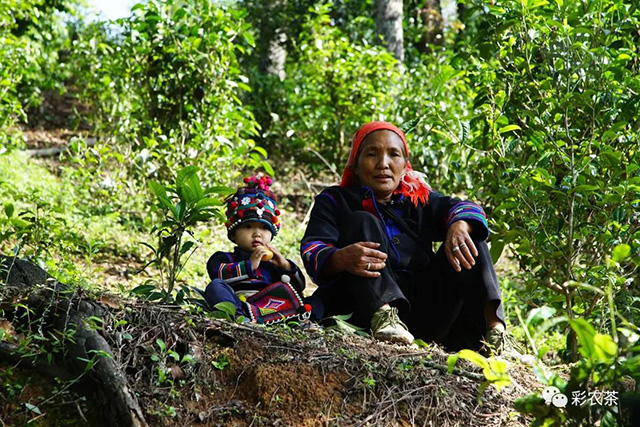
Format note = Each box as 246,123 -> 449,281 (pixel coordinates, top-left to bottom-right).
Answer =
1,256 -> 147,427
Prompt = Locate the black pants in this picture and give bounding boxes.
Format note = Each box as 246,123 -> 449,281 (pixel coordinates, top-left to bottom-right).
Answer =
309,211 -> 505,351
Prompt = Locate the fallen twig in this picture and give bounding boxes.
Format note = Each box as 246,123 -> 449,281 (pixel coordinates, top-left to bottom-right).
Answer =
26,137 -> 97,157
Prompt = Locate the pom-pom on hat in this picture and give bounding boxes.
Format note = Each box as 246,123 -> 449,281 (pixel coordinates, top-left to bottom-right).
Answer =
225,174 -> 280,240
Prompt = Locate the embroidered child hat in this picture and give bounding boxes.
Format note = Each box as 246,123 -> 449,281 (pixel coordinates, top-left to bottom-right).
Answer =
225,174 -> 281,240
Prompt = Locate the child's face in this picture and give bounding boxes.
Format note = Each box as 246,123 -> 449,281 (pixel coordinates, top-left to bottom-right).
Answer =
233,221 -> 273,252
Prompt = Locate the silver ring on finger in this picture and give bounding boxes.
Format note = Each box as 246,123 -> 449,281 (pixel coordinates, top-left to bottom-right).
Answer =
459,242 -> 467,248
452,246 -> 460,253
366,262 -> 371,270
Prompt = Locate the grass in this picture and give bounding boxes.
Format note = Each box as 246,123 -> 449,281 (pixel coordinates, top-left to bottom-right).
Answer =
0,151 -> 145,271
0,149 -> 312,297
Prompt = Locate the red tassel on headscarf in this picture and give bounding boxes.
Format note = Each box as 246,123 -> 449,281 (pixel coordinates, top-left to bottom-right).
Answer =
340,121 -> 430,206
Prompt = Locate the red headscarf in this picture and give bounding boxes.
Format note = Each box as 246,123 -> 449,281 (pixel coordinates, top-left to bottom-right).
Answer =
340,121 -> 430,206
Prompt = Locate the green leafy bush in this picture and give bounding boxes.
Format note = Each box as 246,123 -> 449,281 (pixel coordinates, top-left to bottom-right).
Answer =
71,0 -> 266,184
455,0 -> 640,354
517,281 -> 640,426
394,60 -> 476,190
0,0 -> 78,145
267,3 -> 401,172
139,166 -> 233,301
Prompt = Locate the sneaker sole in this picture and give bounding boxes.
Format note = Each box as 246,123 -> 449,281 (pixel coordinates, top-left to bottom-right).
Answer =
373,332 -> 414,344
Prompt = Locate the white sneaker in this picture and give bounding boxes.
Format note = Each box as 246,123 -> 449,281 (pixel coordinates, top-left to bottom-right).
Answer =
371,306 -> 414,344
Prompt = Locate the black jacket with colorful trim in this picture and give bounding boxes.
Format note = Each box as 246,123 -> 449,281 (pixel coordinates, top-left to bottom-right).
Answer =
300,185 -> 489,287
207,247 -> 305,294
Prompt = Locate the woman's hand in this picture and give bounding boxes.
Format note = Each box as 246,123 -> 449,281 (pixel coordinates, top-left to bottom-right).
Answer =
264,243 -> 293,271
327,241 -> 387,278
445,220 -> 478,273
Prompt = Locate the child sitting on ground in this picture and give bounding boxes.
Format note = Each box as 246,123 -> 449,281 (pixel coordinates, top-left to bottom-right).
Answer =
203,174 -> 309,324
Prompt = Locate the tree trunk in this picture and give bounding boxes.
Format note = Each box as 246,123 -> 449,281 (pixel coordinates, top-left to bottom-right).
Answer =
1,256 -> 148,427
376,0 -> 404,61
265,30 -> 287,81
257,0 -> 288,80
417,0 -> 444,53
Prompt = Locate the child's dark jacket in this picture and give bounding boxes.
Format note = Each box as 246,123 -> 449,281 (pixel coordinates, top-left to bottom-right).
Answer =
207,247 -> 305,294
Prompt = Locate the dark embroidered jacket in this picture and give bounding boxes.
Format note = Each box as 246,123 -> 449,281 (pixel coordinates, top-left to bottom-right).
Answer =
207,247 -> 305,293
300,185 -> 489,287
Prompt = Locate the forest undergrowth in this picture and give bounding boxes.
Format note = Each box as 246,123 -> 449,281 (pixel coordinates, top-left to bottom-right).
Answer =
2,0 -> 640,425
0,126 -> 543,427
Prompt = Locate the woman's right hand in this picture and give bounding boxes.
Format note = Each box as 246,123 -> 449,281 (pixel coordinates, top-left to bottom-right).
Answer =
329,241 -> 387,278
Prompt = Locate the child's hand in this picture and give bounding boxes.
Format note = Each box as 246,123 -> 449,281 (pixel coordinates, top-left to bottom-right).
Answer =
250,245 -> 272,271
265,244 -> 292,271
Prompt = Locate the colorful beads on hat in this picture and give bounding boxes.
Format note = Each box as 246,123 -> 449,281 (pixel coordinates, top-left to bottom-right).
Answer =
242,173 -> 273,192
225,173 -> 279,238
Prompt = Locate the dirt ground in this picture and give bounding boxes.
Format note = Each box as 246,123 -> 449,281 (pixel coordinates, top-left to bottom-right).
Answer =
1,292 -> 540,426
128,302 -> 538,427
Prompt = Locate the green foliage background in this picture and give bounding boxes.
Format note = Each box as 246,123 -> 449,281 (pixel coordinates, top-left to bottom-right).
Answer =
1,0 -> 640,424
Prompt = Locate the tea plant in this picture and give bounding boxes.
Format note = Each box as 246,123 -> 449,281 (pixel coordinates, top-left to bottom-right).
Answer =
452,0 -> 640,359
71,0 -> 264,185
137,166 -> 233,301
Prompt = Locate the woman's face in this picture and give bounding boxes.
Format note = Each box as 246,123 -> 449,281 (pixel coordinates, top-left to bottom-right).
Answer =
355,130 -> 407,202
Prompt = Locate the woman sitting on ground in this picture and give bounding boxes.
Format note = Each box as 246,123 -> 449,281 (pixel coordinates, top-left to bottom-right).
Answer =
300,121 -> 506,351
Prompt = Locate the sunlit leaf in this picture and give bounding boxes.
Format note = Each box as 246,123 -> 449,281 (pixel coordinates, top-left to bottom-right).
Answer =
214,302 -> 237,318
499,124 -> 522,134
570,318 -> 597,361
612,244 -> 631,262
261,161 -> 275,176
457,349 -> 489,370
593,334 -> 617,364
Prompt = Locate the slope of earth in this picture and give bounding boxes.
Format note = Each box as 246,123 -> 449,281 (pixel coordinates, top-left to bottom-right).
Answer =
2,259 -> 539,426
86,299 -> 541,426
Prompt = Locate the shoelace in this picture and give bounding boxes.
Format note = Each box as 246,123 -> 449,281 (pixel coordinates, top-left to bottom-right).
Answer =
382,307 -> 401,328
487,329 -> 523,355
